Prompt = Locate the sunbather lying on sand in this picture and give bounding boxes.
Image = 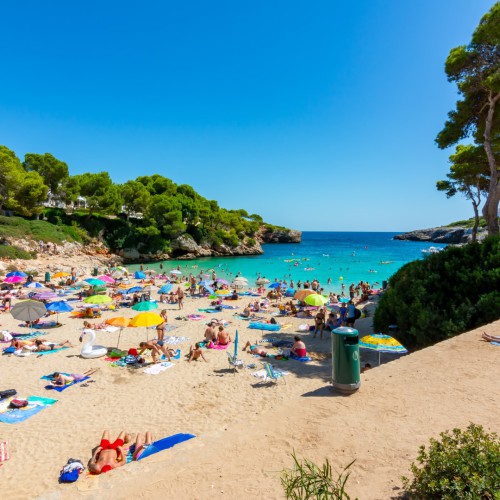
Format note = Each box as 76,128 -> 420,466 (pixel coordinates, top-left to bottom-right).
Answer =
188,343 -> 208,363
34,339 -> 73,351
88,431 -> 131,474
132,432 -> 153,460
482,332 -> 500,342
47,369 -> 99,386
83,321 -> 107,330
242,341 -> 271,358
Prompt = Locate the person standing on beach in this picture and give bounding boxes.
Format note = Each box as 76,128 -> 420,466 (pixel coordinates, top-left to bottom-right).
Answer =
176,286 -> 184,310
346,300 -> 356,327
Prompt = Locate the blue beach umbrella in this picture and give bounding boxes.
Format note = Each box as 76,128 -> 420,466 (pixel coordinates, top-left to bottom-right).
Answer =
268,282 -> 281,289
7,271 -> 27,278
134,271 -> 146,279
158,284 -> 173,294
198,280 -> 211,287
24,282 -> 44,288
233,329 -> 239,358
285,288 -> 295,297
339,297 -> 350,303
128,286 -> 143,293
46,301 -> 74,313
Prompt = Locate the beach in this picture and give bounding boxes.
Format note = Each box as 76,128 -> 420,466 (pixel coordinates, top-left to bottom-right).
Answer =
0,275 -> 499,499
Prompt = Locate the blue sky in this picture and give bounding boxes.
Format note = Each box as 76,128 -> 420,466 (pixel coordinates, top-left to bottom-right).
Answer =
0,0 -> 495,231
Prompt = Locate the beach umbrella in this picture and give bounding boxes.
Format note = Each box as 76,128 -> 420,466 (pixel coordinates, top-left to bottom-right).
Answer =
24,282 -> 44,288
4,276 -> 23,284
127,286 -> 143,293
98,275 -> 115,284
85,278 -> 106,286
216,278 -> 229,285
359,334 -> 408,365
106,316 -> 131,348
73,281 -> 91,288
256,278 -> 270,285
285,288 -> 295,297
202,285 -> 214,294
6,271 -> 27,278
132,301 -> 158,312
294,289 -> 317,301
158,284 -> 173,294
305,294 -> 328,307
33,291 -> 59,300
233,329 -> 239,358
52,272 -> 70,279
84,295 -> 112,305
115,289 -> 130,295
130,312 -> 163,341
134,271 -> 146,279
170,270 -> 182,275
339,297 -> 350,303
233,276 -> 248,281
46,300 -> 74,323
11,300 -> 47,323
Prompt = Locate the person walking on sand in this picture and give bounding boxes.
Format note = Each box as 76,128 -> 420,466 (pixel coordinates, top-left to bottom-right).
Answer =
313,307 -> 326,340
88,431 -> 131,474
176,286 -> 184,310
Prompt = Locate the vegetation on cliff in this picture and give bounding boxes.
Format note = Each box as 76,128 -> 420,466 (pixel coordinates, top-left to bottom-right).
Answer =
0,146 -> 297,258
374,237 -> 500,349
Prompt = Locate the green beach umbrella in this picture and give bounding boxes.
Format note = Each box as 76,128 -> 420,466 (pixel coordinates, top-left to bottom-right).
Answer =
304,294 -> 328,307
84,295 -> 112,304
132,301 -> 158,312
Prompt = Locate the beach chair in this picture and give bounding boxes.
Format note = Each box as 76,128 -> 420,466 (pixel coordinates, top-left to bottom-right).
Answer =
262,362 -> 286,385
227,352 -> 244,374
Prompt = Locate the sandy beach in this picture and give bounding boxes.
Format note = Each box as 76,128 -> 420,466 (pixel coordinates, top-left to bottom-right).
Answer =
0,280 -> 498,499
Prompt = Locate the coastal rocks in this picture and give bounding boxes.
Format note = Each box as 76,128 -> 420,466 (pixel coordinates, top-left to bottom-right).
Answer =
257,227 -> 302,244
394,226 -> 487,244
171,235 -> 202,256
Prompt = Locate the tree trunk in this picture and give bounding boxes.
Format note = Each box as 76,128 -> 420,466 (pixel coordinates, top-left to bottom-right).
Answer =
471,200 -> 479,243
482,92 -> 500,236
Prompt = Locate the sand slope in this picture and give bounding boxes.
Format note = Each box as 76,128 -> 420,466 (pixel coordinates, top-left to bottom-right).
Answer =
0,294 -> 498,499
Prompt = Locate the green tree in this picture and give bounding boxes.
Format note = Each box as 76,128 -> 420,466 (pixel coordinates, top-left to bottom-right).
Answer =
120,180 -> 151,218
23,152 -> 69,197
58,176 -> 81,208
436,3 -> 500,236
13,171 -> 48,217
437,144 -> 489,241
0,146 -> 25,211
73,172 -> 122,215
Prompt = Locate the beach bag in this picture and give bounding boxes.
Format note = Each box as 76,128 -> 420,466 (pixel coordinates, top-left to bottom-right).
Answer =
0,331 -> 13,341
354,308 -> 361,320
125,355 -> 138,364
0,389 -> 17,400
9,399 -> 28,409
3,347 -> 16,354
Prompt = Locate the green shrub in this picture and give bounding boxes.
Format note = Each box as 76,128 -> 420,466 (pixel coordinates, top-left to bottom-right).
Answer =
374,237 -> 500,349
281,452 -> 355,500
402,423 -> 500,499
0,245 -> 34,260
247,237 -> 256,247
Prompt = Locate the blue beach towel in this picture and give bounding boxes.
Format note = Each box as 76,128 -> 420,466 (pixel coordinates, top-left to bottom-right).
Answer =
289,353 -> 312,362
491,341 -> 500,347
12,330 -> 47,340
43,376 -> 90,392
249,322 -> 281,332
0,396 -> 57,424
126,433 -> 195,463
162,349 -> 181,360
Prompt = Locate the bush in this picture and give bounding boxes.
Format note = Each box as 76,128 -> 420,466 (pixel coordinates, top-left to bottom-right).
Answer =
0,245 -> 34,260
374,237 -> 500,349
281,452 -> 355,500
402,423 -> 500,499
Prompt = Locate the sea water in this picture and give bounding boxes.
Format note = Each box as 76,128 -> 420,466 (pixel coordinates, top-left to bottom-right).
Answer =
128,232 -> 446,293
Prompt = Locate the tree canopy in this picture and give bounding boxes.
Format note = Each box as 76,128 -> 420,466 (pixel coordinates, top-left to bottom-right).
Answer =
436,2 -> 500,235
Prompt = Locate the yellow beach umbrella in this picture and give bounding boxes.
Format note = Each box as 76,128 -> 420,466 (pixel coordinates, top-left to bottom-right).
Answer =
129,312 -> 163,341
304,294 -> 328,306
53,272 -> 70,279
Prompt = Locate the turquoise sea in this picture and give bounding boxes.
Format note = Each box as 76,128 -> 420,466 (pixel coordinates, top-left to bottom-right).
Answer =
128,232 -> 446,293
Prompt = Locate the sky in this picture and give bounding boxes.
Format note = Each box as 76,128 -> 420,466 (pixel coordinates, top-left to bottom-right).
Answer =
0,0 -> 495,231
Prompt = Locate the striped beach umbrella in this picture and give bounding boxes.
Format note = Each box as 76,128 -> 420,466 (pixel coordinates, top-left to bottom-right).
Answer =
359,334 -> 408,365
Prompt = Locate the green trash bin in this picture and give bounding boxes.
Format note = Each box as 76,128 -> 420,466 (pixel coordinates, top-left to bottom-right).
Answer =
331,326 -> 360,394
92,267 -> 99,277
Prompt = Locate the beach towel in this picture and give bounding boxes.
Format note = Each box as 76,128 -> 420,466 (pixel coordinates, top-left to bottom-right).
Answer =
197,308 -> 220,314
36,347 -> 69,356
161,349 -> 181,360
143,362 -> 173,375
0,441 -> 10,465
289,353 -> 312,362
221,305 -> 239,309
0,396 -> 57,424
129,433 -> 195,461
41,374 -> 90,392
19,321 -> 61,329
187,314 -> 206,321
491,341 -> 500,347
249,322 -> 281,332
10,330 -> 47,341
211,343 -> 230,350
233,314 -> 251,321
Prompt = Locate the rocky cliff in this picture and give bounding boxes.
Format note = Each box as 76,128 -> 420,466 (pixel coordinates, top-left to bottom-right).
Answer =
257,227 -> 302,244
394,226 -> 487,244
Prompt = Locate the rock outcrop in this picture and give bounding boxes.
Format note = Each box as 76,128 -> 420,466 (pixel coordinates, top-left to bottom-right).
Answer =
257,227 -> 302,244
394,226 -> 487,244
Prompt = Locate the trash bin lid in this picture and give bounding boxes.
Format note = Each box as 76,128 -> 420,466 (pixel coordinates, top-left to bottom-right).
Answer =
332,326 -> 358,337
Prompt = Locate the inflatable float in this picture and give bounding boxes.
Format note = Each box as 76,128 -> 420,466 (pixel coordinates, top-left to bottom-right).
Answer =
248,322 -> 281,332
79,329 -> 107,358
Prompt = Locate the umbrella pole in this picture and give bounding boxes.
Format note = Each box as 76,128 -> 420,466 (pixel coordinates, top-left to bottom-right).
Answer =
117,327 -> 122,349
378,351 -> 381,366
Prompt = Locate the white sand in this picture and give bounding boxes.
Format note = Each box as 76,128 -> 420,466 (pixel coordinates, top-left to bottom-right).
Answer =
0,286 -> 498,499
